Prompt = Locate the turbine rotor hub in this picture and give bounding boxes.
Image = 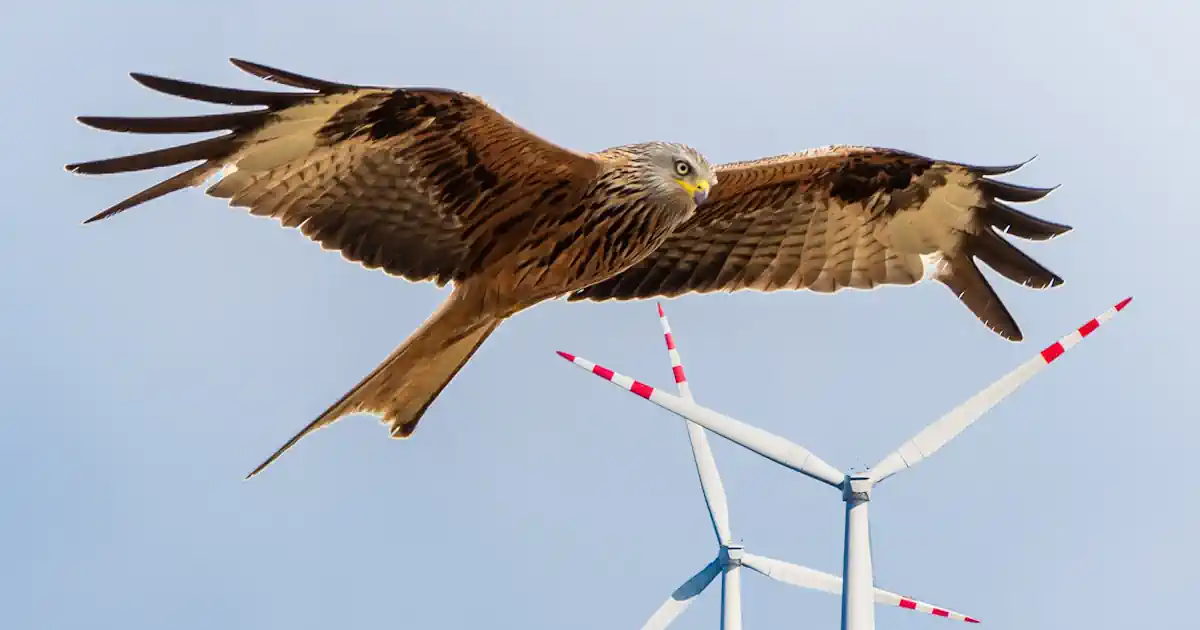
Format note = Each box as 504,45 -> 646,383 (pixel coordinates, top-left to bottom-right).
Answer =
719,544 -> 745,567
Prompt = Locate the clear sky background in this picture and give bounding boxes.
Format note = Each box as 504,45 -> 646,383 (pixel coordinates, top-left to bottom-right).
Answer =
2,2 -> 1194,629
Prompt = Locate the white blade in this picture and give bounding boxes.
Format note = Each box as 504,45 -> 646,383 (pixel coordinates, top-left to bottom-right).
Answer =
641,558 -> 722,630
870,296 -> 1132,484
556,351 -> 846,489
741,554 -> 980,623
686,425 -> 731,544
741,552 -> 842,595
657,303 -> 733,545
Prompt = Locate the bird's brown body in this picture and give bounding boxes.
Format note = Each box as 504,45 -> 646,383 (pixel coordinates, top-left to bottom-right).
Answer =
464,147 -> 702,310
68,59 -> 1071,478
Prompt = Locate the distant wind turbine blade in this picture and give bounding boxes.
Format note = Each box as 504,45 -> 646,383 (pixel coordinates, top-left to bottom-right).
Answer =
869,296 -> 1132,484
740,552 -> 842,595
740,553 -> 980,623
872,588 -> 982,623
641,557 -> 722,630
556,351 -> 846,489
657,303 -> 732,545
686,425 -> 731,544
657,303 -> 694,402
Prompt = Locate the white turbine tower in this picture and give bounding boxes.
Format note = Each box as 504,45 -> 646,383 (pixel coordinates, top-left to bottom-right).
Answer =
597,303 -> 981,630
560,297 -> 1132,630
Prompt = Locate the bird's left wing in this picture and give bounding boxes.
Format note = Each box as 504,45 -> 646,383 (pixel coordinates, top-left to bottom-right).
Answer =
568,145 -> 1071,341
65,59 -> 604,287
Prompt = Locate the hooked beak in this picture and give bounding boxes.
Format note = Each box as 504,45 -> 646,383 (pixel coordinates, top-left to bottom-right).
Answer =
693,179 -> 711,205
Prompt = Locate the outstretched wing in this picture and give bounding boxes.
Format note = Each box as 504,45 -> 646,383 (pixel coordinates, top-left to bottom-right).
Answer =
67,58 -> 604,286
568,145 -> 1071,341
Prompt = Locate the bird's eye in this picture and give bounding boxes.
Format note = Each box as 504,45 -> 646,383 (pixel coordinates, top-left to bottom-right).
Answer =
674,161 -> 692,177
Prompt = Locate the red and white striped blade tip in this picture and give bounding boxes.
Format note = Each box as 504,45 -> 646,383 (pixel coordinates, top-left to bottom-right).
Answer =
1038,295 -> 1132,365
897,597 -> 980,623
656,306 -> 687,384
555,351 -> 660,400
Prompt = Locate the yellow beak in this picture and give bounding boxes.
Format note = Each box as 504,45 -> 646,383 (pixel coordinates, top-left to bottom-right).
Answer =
677,178 -> 711,205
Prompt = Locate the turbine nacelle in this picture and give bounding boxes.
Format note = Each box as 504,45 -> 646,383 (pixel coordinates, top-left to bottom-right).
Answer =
843,476 -> 874,503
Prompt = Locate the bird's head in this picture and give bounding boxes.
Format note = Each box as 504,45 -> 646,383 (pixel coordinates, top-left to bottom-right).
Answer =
626,142 -> 716,208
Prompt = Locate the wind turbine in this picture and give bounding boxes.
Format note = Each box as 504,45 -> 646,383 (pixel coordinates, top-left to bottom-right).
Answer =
559,297 -> 1131,630
613,303 -> 981,630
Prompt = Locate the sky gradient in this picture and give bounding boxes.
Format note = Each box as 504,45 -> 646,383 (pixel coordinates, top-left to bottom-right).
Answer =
3,2 -> 1195,629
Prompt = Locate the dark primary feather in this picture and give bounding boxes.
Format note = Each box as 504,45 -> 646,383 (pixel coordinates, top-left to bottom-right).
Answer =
982,199 -> 1071,241
77,110 -> 265,134
569,146 -> 1072,341
968,222 -> 1063,290
128,71 -> 314,107
959,156 -> 1036,176
227,57 -> 359,91
69,135 -> 237,177
977,177 -> 1061,203
66,58 -> 605,286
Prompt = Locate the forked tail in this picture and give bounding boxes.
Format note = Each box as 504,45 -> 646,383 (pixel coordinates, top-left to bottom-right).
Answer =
246,289 -> 502,479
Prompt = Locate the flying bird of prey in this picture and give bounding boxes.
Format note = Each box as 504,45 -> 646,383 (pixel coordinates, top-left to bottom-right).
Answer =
66,59 -> 1070,478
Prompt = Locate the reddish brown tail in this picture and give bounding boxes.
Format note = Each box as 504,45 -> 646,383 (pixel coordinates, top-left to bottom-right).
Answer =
246,289 -> 501,479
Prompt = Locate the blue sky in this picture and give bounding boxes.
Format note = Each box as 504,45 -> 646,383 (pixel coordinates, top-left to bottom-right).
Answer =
2,2 -> 1194,628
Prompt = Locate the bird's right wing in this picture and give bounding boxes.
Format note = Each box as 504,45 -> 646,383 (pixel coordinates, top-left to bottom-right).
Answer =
67,58 -> 604,286
569,146 -> 1070,341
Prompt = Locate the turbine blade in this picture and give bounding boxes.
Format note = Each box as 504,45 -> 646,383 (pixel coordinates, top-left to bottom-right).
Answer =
556,351 -> 845,489
740,552 -> 842,595
874,588 -> 982,623
870,296 -> 1132,484
657,303 -> 695,401
641,558 -> 722,630
741,554 -> 980,623
657,303 -> 733,545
